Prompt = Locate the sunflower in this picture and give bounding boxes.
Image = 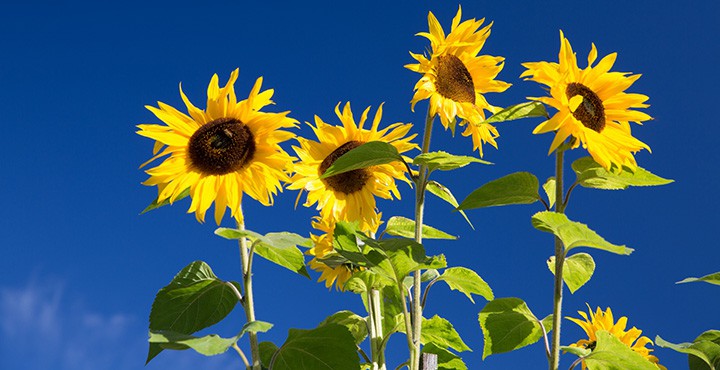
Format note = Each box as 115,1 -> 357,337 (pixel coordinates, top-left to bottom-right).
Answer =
137,69 -> 296,224
568,306 -> 664,369
288,102 -> 417,231
521,31 -> 652,171
405,6 -> 511,156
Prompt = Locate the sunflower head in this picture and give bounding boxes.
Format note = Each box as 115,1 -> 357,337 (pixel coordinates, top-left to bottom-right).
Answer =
138,69 -> 297,224
405,6 -> 511,156
307,215 -> 380,291
288,102 -> 417,231
567,306 -> 664,369
521,31 -> 652,171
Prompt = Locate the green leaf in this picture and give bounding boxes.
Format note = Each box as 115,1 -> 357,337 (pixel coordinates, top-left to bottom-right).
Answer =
656,336 -> 718,370
572,156 -> 673,190
689,331 -> 720,370
457,172 -> 540,210
147,261 -> 241,363
561,345 -> 592,358
148,330 -> 238,356
379,287 -> 406,337
253,241 -> 310,278
542,177 -> 556,209
426,181 -> 474,229
376,238 -> 447,283
421,315 -> 471,352
263,232 -> 314,249
437,267 -> 493,303
677,272 -> 720,286
481,101 -> 548,124
214,228 -> 264,241
413,151 -> 492,172
331,222 -> 389,273
215,228 -> 310,278
547,253 -> 595,293
344,270 -> 394,293
141,188 -> 190,214
320,141 -> 404,179
318,311 -> 368,345
531,211 -> 633,255
385,216 -> 457,240
269,324 -> 360,370
689,342 -> 720,370
478,297 -> 544,358
240,320 -> 274,337
259,341 -> 279,368
422,343 -> 468,370
583,330 -> 660,370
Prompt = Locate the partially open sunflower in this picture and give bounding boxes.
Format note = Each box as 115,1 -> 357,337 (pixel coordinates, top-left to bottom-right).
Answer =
406,6 -> 510,156
521,31 -> 652,170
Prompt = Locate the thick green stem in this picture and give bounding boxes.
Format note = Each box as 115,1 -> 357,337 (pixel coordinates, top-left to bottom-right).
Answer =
410,109 -> 435,370
368,288 -> 386,370
549,147 -> 566,370
237,217 -> 261,370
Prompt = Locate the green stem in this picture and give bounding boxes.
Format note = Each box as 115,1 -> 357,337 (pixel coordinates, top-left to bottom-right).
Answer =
410,108 -> 435,370
549,146 -> 566,370
368,288 -> 386,370
237,216 -> 261,370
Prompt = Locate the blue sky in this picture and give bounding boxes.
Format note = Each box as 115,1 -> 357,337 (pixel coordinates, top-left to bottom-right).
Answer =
1,1 -> 718,369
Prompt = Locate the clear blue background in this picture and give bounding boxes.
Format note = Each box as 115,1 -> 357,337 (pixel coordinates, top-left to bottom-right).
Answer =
1,1 -> 718,369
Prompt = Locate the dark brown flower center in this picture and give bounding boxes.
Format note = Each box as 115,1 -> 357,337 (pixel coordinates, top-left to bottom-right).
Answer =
435,55 -> 476,104
188,117 -> 255,175
566,83 -> 605,132
318,140 -> 369,194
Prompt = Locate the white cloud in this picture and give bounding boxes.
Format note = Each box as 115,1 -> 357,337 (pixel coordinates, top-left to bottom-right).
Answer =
0,278 -> 240,370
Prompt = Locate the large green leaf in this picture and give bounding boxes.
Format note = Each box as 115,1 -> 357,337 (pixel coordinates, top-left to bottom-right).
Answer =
677,272 -> 720,286
269,324 -> 360,370
318,311 -> 368,345
457,172 -> 540,210
215,228 -> 311,278
141,188 -> 190,214
253,242 -> 309,278
547,253 -> 595,293
147,261 -> 241,363
147,320 -> 272,357
437,267 -> 493,303
422,343 -> 468,370
572,157 -> 673,190
656,336 -> 718,370
426,181 -> 474,229
478,297 -> 545,358
384,216 -> 457,240
413,151 -> 491,172
583,331 -> 661,370
148,330 -> 239,356
481,101 -> 548,124
421,315 -> 471,352
531,211 -> 633,255
320,141 -> 404,179
375,238 -> 447,283
259,341 -> 279,369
